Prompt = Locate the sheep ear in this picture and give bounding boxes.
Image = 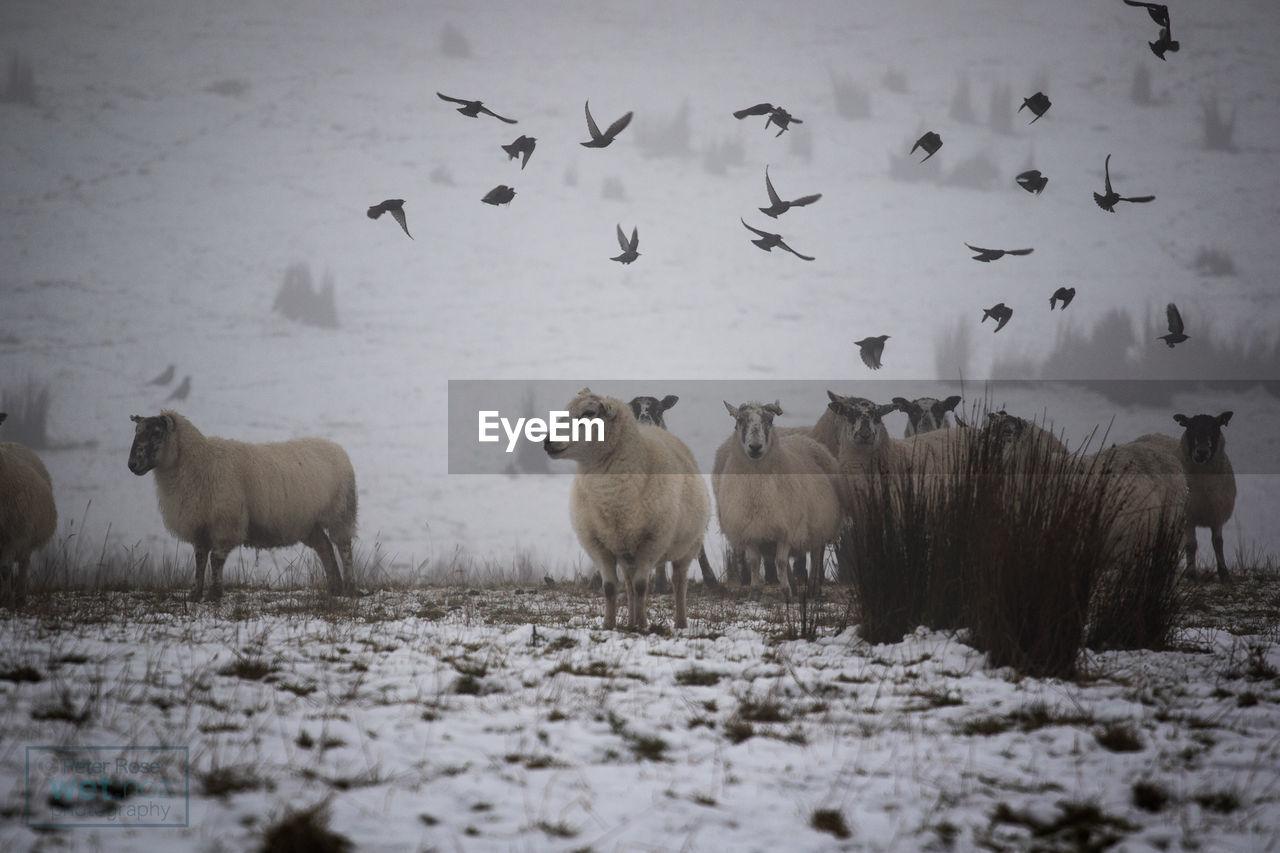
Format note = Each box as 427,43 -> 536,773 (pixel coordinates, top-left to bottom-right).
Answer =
987,412 -> 1000,423
601,400 -> 620,420
827,400 -> 842,415
162,413 -> 177,432
942,395 -> 962,412
876,403 -> 896,418
1172,413 -> 1189,427
826,389 -> 844,403
890,397 -> 911,411
130,414 -> 143,424
660,395 -> 679,410
723,401 -> 739,418
765,401 -> 783,416
1219,411 -> 1233,427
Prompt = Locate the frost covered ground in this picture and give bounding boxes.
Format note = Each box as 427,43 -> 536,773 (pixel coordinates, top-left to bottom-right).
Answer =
2,583 -> 1280,851
4,0 -> 1280,849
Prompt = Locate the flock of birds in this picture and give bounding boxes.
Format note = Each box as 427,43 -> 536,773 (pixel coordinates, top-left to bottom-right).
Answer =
365,0 -> 1191,378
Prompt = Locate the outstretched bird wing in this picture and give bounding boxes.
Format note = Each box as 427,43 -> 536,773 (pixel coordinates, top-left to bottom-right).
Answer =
1005,248 -> 1034,256
734,103 -> 775,119
789,193 -> 822,207
390,207 -> 412,239
995,309 -> 1012,332
601,110 -> 633,140
584,101 -> 602,140
1121,194 -> 1156,204
436,92 -> 470,105
764,166 -> 782,206
1123,0 -> 1170,27
1166,303 -> 1184,336
741,218 -> 772,239
1102,153 -> 1114,196
478,104 -> 517,123
778,240 -> 814,261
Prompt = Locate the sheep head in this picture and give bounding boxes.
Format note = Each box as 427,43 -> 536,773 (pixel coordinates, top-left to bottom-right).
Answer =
128,412 -> 178,475
893,395 -> 962,436
1174,411 -> 1232,465
827,391 -> 894,449
544,391 -> 625,463
628,394 -> 680,429
724,400 -> 782,460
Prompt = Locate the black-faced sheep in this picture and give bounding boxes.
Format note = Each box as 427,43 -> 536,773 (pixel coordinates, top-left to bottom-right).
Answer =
128,411 -> 358,601
0,412 -> 57,606
981,410 -> 1069,462
1173,412 -> 1236,581
892,395 -> 963,438
627,394 -> 718,591
713,401 -> 842,601
545,391 -> 709,630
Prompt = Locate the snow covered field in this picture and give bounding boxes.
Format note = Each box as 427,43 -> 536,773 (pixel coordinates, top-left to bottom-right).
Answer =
3,0 -> 1280,848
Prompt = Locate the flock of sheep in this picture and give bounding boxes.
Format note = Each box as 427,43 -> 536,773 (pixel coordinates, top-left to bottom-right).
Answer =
0,392 -> 1241,618
543,387 -> 1238,631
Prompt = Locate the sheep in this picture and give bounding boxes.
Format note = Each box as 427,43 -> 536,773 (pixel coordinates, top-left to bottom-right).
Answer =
1173,411 -> 1236,581
0,412 -> 57,607
980,410 -> 1069,462
1082,433 -> 1188,564
545,390 -> 709,630
128,411 -> 358,601
892,395 -> 963,438
713,401 -> 842,601
627,394 -> 718,591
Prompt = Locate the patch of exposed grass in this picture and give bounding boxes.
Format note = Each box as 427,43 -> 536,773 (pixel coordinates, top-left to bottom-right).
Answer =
217,657 -> 276,681
259,802 -> 353,853
1132,780 -> 1169,813
674,667 -> 722,686
811,808 -> 852,839
1194,789 -> 1241,814
0,664 -> 42,683
201,764 -> 272,798
1094,721 -> 1144,753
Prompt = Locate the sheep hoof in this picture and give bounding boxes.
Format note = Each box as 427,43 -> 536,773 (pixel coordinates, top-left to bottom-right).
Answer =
208,587 -> 223,602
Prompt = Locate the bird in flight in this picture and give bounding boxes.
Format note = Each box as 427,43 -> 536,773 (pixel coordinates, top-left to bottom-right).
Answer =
367,199 -> 412,239
966,243 -> 1033,262
1093,154 -> 1155,212
1123,0 -> 1169,28
854,335 -> 890,370
1158,302 -> 1188,347
1018,91 -> 1051,123
1016,169 -> 1048,194
611,225 -> 640,264
501,135 -> 537,169
581,101 -> 633,148
1149,26 -> 1180,59
481,185 -> 516,206
1050,287 -> 1076,310
436,92 -> 517,123
733,103 -> 802,136
758,165 -> 822,218
166,376 -> 192,401
911,131 -> 943,162
982,303 -> 1013,332
741,219 -> 814,260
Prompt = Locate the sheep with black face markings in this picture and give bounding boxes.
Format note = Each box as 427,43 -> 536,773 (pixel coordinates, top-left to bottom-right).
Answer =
892,395 -> 963,438
128,411 -> 358,601
0,412 -> 57,607
713,401 -> 842,601
546,391 -> 709,630
1173,411 -> 1236,581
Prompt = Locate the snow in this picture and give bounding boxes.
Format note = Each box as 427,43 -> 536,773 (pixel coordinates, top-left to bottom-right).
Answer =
3,0 -> 1280,847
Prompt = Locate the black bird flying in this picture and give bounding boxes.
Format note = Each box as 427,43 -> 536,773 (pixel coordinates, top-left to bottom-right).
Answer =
611,224 -> 639,264
481,185 -> 516,206
367,199 -> 412,239
1018,91 -> 1051,123
1016,169 -> 1048,194
581,101 -> 633,148
1094,154 -> 1155,212
1159,302 -> 1189,347
982,303 -> 1013,332
966,243 -> 1033,262
733,103 -> 802,136
759,165 -> 822,218
1050,287 -> 1076,310
1123,0 -> 1169,28
501,135 -> 537,169
911,131 -> 943,162
854,335 -> 890,370
436,92 -> 517,123
741,219 -> 814,260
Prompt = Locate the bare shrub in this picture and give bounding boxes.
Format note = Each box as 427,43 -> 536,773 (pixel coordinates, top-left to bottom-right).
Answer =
831,73 -> 871,120
1192,246 -> 1237,277
933,316 -> 972,381
1,53 -> 37,106
635,100 -> 693,159
273,263 -> 338,328
1130,63 -> 1154,106
259,802 -> 353,853
1,378 -> 52,448
439,23 -> 471,59
1087,505 -> 1185,651
949,72 -> 975,124
1201,97 -> 1237,152
988,82 -> 1013,135
881,67 -> 908,94
942,151 -> 1000,190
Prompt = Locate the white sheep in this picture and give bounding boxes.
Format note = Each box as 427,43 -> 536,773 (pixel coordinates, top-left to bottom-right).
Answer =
545,391 -> 709,630
824,392 -> 952,493
0,412 -> 57,607
714,401 -> 842,601
1082,433 -> 1188,564
128,411 -> 358,601
627,394 -> 718,590
1173,411 -> 1236,581
892,395 -> 963,438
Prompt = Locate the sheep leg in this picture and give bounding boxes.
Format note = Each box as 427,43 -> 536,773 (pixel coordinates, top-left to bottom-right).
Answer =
774,543 -> 793,604
696,542 -> 719,587
304,524 -> 344,596
1183,521 -> 1199,576
331,532 -> 357,596
671,556 -> 691,629
1211,524 -> 1230,582
652,563 -> 671,596
809,547 -> 825,599
192,547 -> 209,602
586,545 -> 621,630
742,545 -> 761,588
208,550 -> 229,602
622,559 -> 650,631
